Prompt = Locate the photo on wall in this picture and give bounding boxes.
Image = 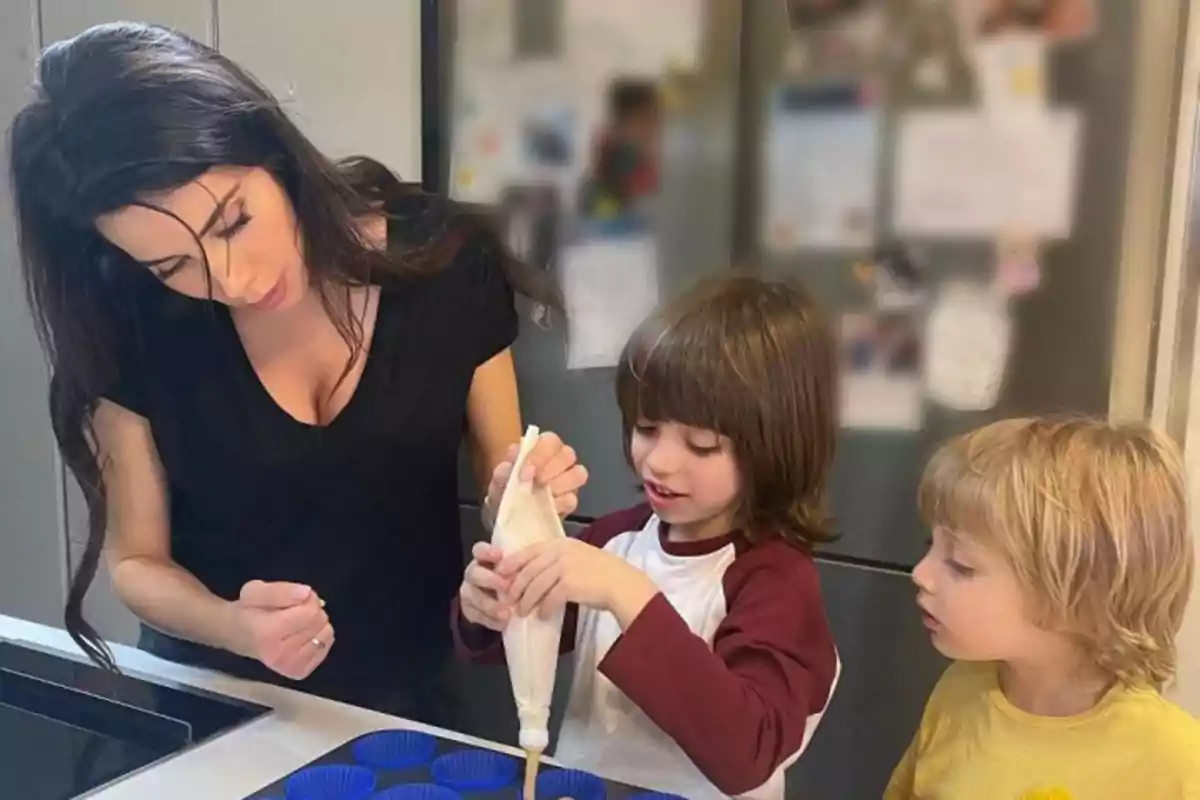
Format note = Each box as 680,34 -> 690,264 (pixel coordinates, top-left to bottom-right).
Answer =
839,310 -> 924,431
520,102 -> 575,168
576,77 -> 664,237
890,0 -> 977,104
778,0 -> 885,90
761,92 -> 881,253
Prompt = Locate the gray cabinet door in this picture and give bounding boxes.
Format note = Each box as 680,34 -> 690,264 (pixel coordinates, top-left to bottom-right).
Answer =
217,0 -> 422,181
0,1 -> 63,628
40,0 -> 215,644
40,0 -> 212,43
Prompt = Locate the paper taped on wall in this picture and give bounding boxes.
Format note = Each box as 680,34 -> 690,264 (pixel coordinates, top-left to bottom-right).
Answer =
561,235 -> 660,370
893,109 -> 1081,238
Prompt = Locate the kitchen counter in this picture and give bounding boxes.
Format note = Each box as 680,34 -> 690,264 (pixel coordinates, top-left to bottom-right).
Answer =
0,613 -> 523,799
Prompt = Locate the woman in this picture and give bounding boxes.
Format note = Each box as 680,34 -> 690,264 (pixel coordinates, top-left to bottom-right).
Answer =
8,22 -> 587,724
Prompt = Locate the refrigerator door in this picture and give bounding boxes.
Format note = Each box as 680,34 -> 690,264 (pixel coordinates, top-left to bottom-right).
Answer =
738,0 -> 1174,567
442,0 -> 743,515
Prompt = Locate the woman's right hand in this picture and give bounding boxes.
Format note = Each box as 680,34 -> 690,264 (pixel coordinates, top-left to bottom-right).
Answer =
228,580 -> 333,680
459,542 -> 512,632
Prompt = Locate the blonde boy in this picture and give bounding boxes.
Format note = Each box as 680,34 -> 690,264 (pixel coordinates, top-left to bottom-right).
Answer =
886,417 -> 1200,799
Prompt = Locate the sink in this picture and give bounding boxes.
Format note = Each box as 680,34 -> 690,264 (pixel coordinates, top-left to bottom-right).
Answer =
0,639 -> 271,799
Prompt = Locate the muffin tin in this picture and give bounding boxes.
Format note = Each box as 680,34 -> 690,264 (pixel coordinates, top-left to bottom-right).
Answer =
242,729 -> 686,800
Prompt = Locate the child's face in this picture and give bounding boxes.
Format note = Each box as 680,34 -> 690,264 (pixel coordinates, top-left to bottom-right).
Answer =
630,420 -> 740,539
618,108 -> 662,151
912,527 -> 1052,662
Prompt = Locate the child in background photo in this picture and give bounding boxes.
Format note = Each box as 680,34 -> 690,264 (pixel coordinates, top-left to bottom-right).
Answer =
577,78 -> 663,227
886,417 -> 1200,799
454,275 -> 842,799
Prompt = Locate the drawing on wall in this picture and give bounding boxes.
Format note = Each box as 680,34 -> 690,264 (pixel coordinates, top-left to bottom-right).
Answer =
894,109 -> 1081,238
972,31 -> 1048,112
448,69 -> 522,203
450,60 -> 581,204
450,119 -> 514,203
839,311 -> 924,431
762,96 -> 881,252
923,280 -> 1013,411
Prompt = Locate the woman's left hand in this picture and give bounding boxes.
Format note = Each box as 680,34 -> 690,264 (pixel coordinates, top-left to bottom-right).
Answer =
483,431 -> 589,521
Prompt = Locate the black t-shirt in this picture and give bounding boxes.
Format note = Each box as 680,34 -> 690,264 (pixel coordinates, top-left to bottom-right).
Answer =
103,196 -> 517,707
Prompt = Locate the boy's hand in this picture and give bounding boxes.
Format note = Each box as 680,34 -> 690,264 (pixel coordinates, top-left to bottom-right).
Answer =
497,538 -> 659,628
459,542 -> 513,632
482,432 -> 589,527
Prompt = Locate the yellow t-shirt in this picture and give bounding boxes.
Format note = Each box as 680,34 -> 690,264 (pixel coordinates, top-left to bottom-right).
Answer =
885,661 -> 1200,800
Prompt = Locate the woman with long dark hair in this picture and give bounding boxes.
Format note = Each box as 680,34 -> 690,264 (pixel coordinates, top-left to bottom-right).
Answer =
8,22 -> 587,723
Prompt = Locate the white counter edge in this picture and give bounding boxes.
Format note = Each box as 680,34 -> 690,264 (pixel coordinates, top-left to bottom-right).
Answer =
0,613 -> 525,799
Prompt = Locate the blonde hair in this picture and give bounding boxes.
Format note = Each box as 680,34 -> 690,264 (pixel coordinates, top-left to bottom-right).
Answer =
918,416 -> 1193,687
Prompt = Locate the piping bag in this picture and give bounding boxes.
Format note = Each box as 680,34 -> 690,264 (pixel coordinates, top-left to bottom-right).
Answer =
492,425 -> 567,798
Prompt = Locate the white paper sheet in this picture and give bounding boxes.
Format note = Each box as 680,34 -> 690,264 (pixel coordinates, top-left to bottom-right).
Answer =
923,281 -> 1012,411
762,108 -> 881,252
894,110 -> 1081,238
564,0 -> 704,79
561,235 -> 660,370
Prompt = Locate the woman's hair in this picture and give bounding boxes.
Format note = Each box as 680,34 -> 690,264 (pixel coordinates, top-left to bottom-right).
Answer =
8,22 -> 553,670
918,416 -> 1194,687
615,274 -> 839,548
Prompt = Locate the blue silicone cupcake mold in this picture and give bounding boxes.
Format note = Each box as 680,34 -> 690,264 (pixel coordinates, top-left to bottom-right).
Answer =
351,730 -> 438,770
536,768 -> 607,800
370,785 -> 462,800
429,750 -> 519,792
284,765 -> 377,800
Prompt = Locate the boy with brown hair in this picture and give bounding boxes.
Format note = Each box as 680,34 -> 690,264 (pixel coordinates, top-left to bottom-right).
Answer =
887,417 -> 1200,799
455,275 -> 841,799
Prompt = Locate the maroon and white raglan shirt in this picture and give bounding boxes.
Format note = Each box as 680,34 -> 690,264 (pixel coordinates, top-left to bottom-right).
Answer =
452,504 -> 841,799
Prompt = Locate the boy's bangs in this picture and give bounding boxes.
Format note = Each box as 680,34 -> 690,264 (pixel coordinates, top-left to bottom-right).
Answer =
617,314 -> 735,434
917,440 -> 1010,545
